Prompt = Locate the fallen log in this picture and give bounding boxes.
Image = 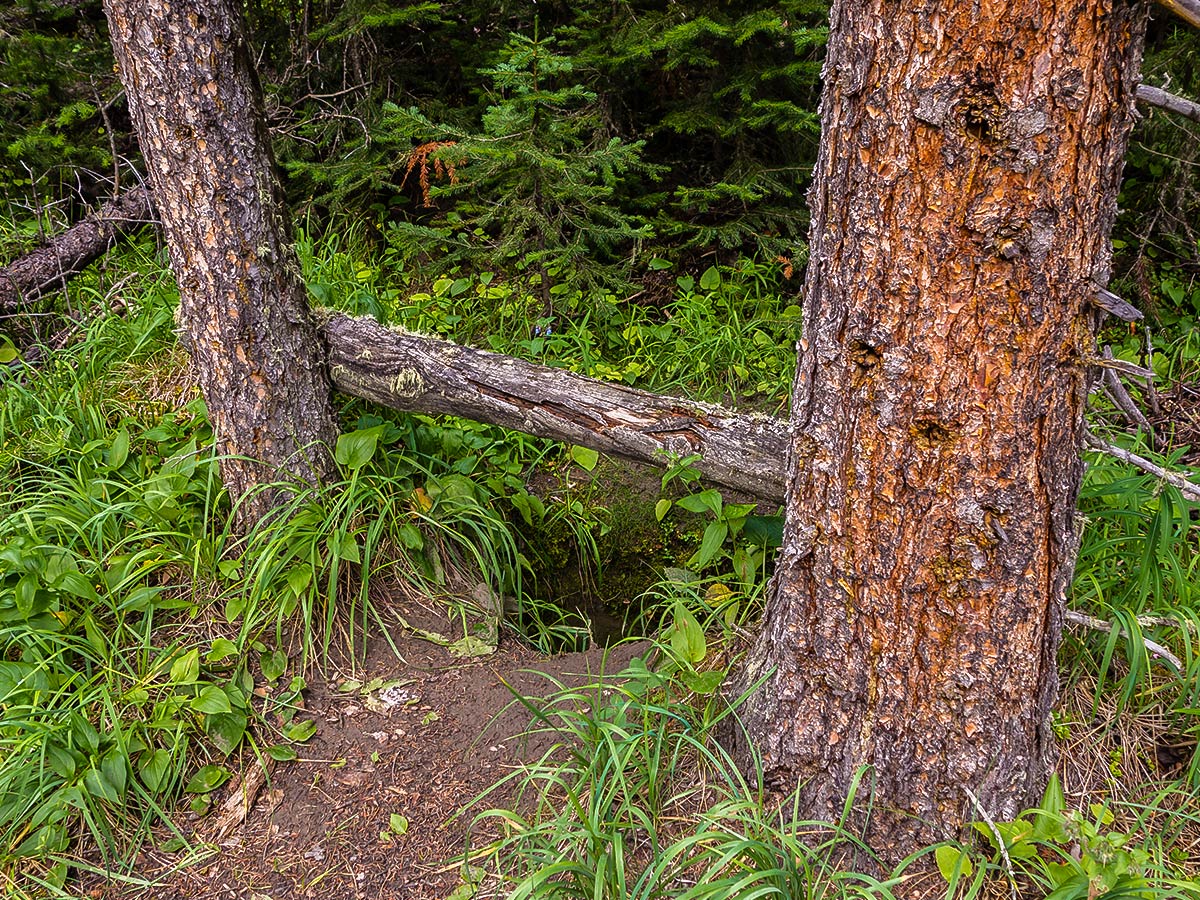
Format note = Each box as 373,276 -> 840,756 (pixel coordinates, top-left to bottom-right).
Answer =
319,312 -> 791,502
0,186 -> 153,313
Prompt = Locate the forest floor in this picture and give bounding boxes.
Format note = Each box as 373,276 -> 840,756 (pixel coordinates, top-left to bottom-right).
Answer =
80,592 -> 646,900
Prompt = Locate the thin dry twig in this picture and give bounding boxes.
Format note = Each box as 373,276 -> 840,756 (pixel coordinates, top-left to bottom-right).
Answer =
1101,346 -> 1156,444
1084,431 -> 1200,503
1063,609 -> 1184,672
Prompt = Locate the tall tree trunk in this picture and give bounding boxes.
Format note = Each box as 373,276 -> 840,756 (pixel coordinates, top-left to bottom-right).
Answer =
727,0 -> 1147,865
102,0 -> 339,525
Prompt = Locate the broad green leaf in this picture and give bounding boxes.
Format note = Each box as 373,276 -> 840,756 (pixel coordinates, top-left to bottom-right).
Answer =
260,650 -> 287,682
12,824 -> 69,858
568,445 -> 599,471
55,571 -> 97,607
101,749 -> 128,797
670,603 -> 706,664
83,767 -> 121,803
192,684 -> 232,714
283,719 -> 317,743
676,489 -> 722,516
72,715 -> 100,754
335,425 -> 384,470
266,744 -> 298,762
0,660 -> 52,695
509,491 -> 533,527
184,764 -> 230,794
935,845 -> 974,882
286,565 -> 313,598
654,499 -> 673,522
139,749 -> 172,792
1088,803 -> 1115,826
682,669 -> 724,695
109,428 -> 131,470
389,813 -> 409,835
224,594 -> 247,622
206,710 -> 248,756
45,744 -> 79,780
1034,773 -> 1069,842
447,634 -> 496,658
169,649 -> 200,685
334,532 -> 361,564
699,265 -> 721,291
689,521 -> 729,570
398,523 -> 424,550
207,638 -> 238,663
0,342 -> 19,364
744,515 -> 784,549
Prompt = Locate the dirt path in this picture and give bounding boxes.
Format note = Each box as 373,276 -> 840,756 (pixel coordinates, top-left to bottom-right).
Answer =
98,601 -> 645,900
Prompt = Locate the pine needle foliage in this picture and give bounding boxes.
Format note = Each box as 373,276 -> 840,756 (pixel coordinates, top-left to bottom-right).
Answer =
379,30 -> 660,296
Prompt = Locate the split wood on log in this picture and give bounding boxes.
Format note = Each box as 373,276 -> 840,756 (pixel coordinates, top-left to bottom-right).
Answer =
319,312 -> 791,502
0,186 -> 152,313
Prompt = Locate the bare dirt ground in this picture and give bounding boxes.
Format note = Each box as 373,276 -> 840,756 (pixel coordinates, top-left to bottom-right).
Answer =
83,594 -> 646,900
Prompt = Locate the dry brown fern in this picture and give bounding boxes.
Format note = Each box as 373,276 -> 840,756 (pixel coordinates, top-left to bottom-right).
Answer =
400,141 -> 460,207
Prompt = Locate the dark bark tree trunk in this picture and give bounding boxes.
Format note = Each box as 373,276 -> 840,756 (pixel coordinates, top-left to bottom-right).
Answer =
102,0 -> 339,525
320,313 -> 790,501
726,0 -> 1147,867
0,186 -> 152,313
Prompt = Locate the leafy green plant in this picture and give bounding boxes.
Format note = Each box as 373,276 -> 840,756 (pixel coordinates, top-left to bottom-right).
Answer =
940,775 -> 1196,900
656,452 -> 779,581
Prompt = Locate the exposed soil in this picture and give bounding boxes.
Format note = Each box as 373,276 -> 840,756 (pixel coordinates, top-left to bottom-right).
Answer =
85,595 -> 647,900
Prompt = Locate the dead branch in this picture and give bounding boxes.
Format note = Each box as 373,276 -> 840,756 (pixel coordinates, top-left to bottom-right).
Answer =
1084,431 -> 1200,503
1064,609 -> 1184,672
1157,0 -> 1200,29
1136,84 -> 1200,124
0,185 -> 153,313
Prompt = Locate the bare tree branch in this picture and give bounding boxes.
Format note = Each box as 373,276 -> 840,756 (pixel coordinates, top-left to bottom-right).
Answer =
1136,83 -> 1200,124
1064,609 -> 1183,672
0,186 -> 153,313
1085,431 -> 1200,503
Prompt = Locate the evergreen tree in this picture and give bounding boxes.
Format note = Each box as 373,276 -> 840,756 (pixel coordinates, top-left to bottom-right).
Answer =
379,29 -> 659,299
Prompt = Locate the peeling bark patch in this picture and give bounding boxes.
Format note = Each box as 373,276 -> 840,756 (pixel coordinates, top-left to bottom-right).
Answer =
848,339 -> 883,379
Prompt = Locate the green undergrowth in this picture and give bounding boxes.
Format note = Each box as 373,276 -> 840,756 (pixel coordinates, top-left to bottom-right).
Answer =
458,631 -> 1199,900
2,231 -> 1200,897
296,224 -> 803,409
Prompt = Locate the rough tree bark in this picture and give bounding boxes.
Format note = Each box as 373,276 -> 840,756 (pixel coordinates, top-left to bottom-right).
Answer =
725,0 -> 1147,865
102,0 -> 339,524
0,186 -> 152,313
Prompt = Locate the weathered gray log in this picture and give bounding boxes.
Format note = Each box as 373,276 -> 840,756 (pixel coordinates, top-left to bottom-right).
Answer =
1158,0 -> 1200,29
319,312 -> 791,502
1136,84 -> 1200,124
0,186 -> 153,312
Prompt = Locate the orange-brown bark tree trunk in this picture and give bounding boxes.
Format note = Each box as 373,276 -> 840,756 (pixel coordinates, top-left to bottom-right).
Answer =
728,0 -> 1147,865
102,0 -> 339,525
